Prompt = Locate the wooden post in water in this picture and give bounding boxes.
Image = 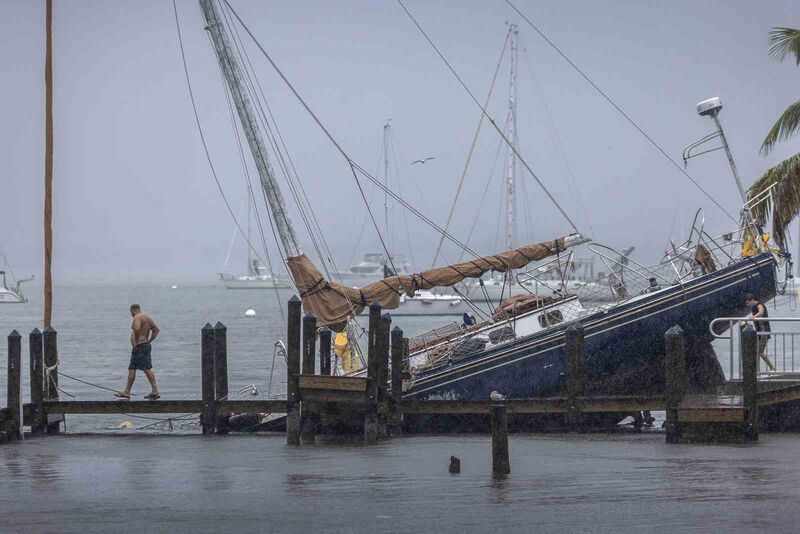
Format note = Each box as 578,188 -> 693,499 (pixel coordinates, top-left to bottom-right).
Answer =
201,323 -> 216,435
490,403 -> 510,475
6,331 -> 23,441
286,296 -> 302,446
43,326 -> 60,434
29,328 -> 45,434
741,324 -> 759,442
364,301 -> 381,444
301,314 -> 317,444
319,327 -> 332,376
389,325 -> 404,434
213,321 -> 228,435
377,313 -> 392,438
43,0 -> 54,330
565,323 -> 585,431
664,325 -> 687,444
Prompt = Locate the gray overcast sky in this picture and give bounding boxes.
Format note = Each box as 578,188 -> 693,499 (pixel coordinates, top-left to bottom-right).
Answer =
1,0 -> 798,283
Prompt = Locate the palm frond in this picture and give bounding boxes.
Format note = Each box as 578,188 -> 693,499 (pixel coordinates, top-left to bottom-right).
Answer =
748,152 -> 800,247
768,27 -> 800,65
760,99 -> 800,155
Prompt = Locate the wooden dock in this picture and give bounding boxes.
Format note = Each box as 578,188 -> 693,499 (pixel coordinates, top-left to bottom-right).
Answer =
5,298 -> 800,446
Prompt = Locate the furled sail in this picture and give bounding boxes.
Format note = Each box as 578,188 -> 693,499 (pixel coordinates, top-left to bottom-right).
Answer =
288,234 -> 589,329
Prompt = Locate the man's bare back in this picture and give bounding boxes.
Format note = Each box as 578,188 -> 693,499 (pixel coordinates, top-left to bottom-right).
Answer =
131,312 -> 159,346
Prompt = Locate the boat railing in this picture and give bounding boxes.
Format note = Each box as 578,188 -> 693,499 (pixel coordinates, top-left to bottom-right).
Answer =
710,316 -> 800,380
515,250 -> 575,295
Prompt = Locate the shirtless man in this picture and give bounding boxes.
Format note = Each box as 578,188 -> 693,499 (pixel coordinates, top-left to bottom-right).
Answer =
116,304 -> 160,399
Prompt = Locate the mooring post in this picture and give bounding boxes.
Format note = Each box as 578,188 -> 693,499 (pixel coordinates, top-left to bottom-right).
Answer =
377,313 -> 392,438
319,327 -> 332,376
29,328 -> 46,434
213,321 -> 229,435
664,325 -> 687,444
490,403 -> 510,475
201,323 -> 216,435
286,296 -> 302,446
389,326 -> 404,434
301,314 -> 318,444
565,322 -> 585,431
741,324 -> 759,442
364,301 -> 381,444
6,331 -> 23,441
42,326 -> 61,434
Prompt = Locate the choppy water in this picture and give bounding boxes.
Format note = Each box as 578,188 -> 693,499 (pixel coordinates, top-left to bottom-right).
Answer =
2,433 -> 800,533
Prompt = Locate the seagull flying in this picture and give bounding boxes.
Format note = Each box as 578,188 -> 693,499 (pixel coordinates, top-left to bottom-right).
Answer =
410,157 -> 435,165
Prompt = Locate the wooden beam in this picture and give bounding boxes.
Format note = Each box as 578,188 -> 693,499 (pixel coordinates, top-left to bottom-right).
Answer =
43,400 -> 204,414
300,389 -> 369,404
298,375 -> 367,392
677,409 -> 745,423
758,384 -> 800,406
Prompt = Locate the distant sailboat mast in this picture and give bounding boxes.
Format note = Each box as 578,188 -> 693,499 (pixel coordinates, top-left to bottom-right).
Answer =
504,23 -> 519,285
199,0 -> 300,259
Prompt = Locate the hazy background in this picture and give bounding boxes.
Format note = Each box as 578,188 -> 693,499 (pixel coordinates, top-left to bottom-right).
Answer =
1,0 -> 798,285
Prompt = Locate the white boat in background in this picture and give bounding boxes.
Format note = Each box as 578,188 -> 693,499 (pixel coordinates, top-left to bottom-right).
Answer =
0,255 -> 32,304
219,259 -> 292,289
332,252 -> 412,287
394,290 -> 468,316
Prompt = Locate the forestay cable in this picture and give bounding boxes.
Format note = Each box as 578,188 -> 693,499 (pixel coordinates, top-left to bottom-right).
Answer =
505,0 -> 737,225
397,0 -> 580,234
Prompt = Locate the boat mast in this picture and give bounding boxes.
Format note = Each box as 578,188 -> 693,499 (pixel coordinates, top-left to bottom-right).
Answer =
383,120 -> 391,258
199,0 -> 301,258
504,23 -> 519,286
44,0 -> 54,328
246,191 -> 253,275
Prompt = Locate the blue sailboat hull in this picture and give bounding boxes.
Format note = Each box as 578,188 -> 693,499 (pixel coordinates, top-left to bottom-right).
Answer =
406,254 -> 777,401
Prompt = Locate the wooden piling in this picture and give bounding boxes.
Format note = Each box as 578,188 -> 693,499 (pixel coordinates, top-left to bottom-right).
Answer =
565,322 -> 585,431
286,296 -> 302,446
201,323 -> 216,435
319,328 -> 332,376
42,326 -> 61,434
664,325 -> 686,444
6,331 -> 23,440
377,313 -> 392,438
301,314 -> 318,443
364,301 -> 381,444
213,321 -> 229,435
741,324 -> 759,442
490,403 -> 510,475
390,325 -> 404,433
29,328 -> 45,434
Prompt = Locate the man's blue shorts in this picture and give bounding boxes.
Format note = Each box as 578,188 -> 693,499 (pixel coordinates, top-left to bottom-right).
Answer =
129,342 -> 152,371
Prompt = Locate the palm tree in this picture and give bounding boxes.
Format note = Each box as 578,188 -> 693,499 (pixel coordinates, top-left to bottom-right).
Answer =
747,27 -> 800,246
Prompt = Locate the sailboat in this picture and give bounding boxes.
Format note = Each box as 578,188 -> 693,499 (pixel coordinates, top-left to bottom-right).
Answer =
218,197 -> 292,289
0,255 -> 32,304
192,2 -> 782,408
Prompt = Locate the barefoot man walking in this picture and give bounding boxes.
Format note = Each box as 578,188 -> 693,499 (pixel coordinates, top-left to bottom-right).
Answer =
116,304 -> 160,399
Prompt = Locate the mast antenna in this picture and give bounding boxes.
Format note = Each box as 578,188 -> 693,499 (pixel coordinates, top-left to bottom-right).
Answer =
199,0 -> 300,258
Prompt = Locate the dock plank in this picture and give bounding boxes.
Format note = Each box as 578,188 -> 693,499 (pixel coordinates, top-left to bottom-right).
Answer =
298,375 -> 367,392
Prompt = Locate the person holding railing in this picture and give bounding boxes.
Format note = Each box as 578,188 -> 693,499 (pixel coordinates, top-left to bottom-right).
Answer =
743,294 -> 776,372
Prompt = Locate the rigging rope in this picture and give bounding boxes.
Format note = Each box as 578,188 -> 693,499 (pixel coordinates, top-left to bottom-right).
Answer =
171,0 -> 272,271
222,0 -> 482,263
431,27 -> 511,268
397,0 -> 580,234
505,0 -> 738,225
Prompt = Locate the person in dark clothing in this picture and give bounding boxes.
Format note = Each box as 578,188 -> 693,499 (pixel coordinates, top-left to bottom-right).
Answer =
744,293 -> 776,372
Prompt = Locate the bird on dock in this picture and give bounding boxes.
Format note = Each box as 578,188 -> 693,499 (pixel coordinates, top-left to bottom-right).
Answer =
490,390 -> 506,401
410,156 -> 435,165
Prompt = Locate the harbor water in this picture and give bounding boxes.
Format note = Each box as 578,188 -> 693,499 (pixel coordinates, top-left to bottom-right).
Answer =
3,285 -> 800,532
